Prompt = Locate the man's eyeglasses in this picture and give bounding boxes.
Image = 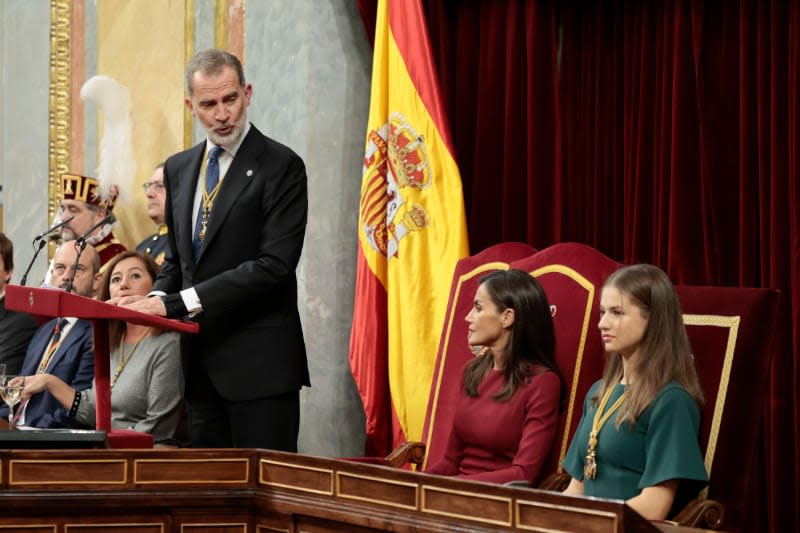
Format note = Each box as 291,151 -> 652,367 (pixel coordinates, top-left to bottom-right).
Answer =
142,181 -> 165,193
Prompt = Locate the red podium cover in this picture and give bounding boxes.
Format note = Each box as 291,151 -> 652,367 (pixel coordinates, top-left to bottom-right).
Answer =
5,285 -> 198,444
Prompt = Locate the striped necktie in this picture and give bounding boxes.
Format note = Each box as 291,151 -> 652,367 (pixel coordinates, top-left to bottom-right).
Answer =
38,317 -> 69,374
193,145 -> 224,261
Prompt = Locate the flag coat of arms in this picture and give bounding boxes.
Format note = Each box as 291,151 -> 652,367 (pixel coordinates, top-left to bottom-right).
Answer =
350,0 -> 469,456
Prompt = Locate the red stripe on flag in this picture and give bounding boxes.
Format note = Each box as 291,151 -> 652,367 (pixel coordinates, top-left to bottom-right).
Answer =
386,1 -> 456,155
348,242 -> 392,456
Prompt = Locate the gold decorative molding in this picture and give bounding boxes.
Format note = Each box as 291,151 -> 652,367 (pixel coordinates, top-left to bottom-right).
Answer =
530,264 -> 596,472
214,0 -> 228,49
184,0 -> 195,149
682,313 -> 740,499
49,0 -> 71,240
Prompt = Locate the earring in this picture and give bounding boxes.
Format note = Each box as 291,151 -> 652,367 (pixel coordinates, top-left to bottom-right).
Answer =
470,345 -> 489,357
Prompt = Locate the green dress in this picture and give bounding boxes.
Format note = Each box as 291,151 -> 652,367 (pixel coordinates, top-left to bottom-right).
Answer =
563,381 -> 708,506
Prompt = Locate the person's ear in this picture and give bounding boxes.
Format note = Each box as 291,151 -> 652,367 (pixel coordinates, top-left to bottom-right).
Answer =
501,308 -> 515,329
92,272 -> 102,297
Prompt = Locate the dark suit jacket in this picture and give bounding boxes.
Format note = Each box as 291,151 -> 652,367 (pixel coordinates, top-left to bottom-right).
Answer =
154,125 -> 309,402
136,226 -> 170,266
0,296 -> 38,374
0,318 -> 95,428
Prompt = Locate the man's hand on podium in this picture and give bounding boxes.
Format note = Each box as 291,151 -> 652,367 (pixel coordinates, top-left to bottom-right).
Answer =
111,294 -> 167,317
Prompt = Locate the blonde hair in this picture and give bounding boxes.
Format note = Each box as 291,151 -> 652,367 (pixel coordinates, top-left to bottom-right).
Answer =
594,264 -> 704,426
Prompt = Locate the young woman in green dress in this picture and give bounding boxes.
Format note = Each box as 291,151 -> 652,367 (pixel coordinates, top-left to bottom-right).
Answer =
562,264 -> 708,520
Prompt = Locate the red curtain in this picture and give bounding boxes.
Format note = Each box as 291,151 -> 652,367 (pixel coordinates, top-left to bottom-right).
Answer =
357,1 -> 799,531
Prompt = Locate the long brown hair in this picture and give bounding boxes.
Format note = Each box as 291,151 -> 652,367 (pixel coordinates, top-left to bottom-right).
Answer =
98,251 -> 159,345
463,269 -> 565,405
594,264 -> 704,426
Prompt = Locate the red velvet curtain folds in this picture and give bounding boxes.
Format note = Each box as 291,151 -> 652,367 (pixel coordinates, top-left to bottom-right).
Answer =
356,1 -> 799,531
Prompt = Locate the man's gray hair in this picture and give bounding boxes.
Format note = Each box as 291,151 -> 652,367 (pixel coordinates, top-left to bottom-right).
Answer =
185,49 -> 246,96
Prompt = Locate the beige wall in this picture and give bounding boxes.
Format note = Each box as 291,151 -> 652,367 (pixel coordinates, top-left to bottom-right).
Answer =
95,0 -> 186,248
0,0 -> 371,457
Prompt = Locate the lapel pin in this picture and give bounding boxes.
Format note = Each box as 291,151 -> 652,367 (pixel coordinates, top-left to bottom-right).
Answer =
246,169 -> 253,176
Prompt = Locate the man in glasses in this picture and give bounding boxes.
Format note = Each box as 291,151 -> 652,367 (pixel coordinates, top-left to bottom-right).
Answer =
136,163 -> 170,266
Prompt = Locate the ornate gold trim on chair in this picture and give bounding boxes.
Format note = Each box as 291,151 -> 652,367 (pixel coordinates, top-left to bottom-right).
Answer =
682,313 -> 739,498
530,264 -> 596,472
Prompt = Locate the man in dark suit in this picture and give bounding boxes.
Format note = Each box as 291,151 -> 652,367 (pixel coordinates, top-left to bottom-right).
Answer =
2,242 -> 100,428
121,49 -> 308,450
0,232 -> 38,374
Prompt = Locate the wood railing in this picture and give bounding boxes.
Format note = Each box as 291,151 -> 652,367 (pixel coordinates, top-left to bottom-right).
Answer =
0,447 -> 711,532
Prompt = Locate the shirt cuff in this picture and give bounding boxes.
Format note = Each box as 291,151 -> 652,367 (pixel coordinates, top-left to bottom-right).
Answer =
180,287 -> 203,315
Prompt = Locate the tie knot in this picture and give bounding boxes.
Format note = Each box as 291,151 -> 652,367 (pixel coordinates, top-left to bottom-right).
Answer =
209,145 -> 223,162
55,317 -> 67,330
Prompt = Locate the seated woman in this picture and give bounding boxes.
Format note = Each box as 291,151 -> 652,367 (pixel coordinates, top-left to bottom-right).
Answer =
19,251 -> 184,444
425,269 -> 565,485
562,264 -> 708,520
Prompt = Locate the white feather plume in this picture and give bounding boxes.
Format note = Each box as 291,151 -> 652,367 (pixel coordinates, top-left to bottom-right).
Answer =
80,75 -> 136,207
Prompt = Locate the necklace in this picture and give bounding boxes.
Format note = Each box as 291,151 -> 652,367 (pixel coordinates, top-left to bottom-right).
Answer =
111,334 -> 147,389
584,384 -> 626,480
198,147 -> 224,242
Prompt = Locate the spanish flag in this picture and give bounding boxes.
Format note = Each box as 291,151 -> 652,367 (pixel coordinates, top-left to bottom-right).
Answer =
349,0 -> 469,456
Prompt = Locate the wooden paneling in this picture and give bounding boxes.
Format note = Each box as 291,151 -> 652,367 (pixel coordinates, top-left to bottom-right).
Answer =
134,458 -> 250,485
0,449 -> 705,533
10,459 -> 127,486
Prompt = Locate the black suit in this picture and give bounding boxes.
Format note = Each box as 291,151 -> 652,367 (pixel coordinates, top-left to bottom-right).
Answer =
0,296 -> 38,374
155,125 -> 309,450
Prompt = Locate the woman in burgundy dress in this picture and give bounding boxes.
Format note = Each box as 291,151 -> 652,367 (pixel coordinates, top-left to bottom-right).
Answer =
426,269 -> 565,485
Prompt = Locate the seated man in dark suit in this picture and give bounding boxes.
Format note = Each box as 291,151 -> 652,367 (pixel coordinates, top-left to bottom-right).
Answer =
0,242 -> 100,428
0,232 -> 38,374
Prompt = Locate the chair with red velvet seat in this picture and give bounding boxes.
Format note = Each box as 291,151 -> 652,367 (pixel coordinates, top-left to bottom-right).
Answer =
510,243 -> 622,483
380,242 -> 620,477
536,279 -> 780,531
391,242 -> 621,477
362,242 -> 537,467
666,285 -> 780,529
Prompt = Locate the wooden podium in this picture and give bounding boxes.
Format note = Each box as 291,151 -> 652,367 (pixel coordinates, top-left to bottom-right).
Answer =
4,285 -> 198,446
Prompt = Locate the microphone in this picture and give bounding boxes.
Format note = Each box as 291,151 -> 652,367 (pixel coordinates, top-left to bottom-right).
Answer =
76,212 -> 116,245
66,212 -> 115,294
33,215 -> 75,241
19,215 -> 76,286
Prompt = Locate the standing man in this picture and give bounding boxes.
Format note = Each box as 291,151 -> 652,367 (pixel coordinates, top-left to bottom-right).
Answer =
0,232 -> 38,374
2,242 -> 100,428
121,49 -> 309,451
136,163 -> 170,266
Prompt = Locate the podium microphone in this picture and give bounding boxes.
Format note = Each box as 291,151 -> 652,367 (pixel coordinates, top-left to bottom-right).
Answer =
34,215 -> 75,242
76,212 -> 116,246
66,212 -> 116,294
19,215 -> 76,287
